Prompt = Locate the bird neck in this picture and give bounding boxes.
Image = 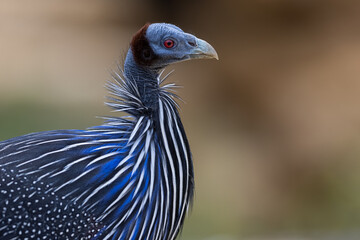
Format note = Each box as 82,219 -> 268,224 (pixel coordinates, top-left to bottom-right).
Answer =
124,50 -> 161,109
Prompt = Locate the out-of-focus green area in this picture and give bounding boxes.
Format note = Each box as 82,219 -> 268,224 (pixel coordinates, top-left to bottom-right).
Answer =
1,0 -> 360,239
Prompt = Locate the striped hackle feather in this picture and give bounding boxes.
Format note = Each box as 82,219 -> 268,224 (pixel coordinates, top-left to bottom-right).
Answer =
0,67 -> 194,239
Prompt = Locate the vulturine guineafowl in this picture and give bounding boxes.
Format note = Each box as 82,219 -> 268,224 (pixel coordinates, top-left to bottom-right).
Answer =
0,23 -> 218,239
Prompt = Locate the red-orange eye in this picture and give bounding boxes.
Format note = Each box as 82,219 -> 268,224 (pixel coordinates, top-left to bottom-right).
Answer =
164,39 -> 175,48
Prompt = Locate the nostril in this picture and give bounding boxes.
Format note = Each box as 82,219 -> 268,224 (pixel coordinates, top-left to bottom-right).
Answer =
187,40 -> 197,47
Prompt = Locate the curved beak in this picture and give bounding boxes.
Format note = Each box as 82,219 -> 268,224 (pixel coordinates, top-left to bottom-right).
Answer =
189,38 -> 219,60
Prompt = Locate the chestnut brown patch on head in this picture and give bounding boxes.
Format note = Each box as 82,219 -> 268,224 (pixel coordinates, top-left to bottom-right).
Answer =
131,23 -> 158,66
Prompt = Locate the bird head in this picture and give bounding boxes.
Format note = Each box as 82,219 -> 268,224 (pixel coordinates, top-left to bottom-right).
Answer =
130,23 -> 218,69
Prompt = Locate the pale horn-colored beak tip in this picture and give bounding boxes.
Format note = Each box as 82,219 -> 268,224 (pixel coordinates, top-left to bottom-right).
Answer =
192,38 -> 219,60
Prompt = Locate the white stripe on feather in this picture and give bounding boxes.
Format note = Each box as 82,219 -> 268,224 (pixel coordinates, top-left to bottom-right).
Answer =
49,155 -> 93,178
164,103 -> 184,211
159,99 -> 177,234
85,151 -> 119,168
146,198 -> 159,240
102,180 -> 135,216
128,116 -> 144,143
82,163 -> 133,205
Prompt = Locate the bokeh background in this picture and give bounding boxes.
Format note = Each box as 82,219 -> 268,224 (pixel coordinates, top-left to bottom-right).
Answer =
1,0 -> 360,239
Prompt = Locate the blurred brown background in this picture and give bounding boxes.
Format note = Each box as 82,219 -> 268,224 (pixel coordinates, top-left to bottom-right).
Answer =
1,0 -> 360,239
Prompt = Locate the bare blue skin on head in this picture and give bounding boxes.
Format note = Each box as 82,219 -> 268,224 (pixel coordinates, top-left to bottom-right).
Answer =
145,23 -> 218,68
